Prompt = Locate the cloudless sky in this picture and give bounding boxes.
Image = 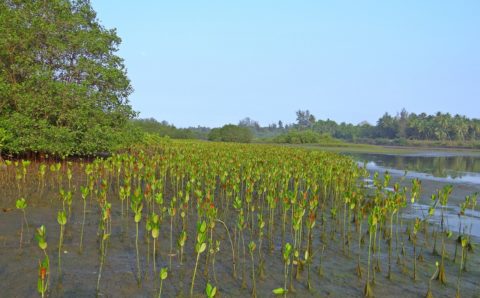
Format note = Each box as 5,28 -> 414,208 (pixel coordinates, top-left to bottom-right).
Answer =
91,0 -> 480,128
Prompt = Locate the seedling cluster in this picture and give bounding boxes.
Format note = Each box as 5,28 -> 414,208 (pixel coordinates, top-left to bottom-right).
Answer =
0,141 -> 478,297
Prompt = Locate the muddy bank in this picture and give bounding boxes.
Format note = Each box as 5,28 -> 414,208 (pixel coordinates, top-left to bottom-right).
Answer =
0,152 -> 479,298
1,186 -> 479,298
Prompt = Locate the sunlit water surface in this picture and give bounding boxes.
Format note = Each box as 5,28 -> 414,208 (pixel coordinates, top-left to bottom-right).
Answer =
346,152 -> 480,240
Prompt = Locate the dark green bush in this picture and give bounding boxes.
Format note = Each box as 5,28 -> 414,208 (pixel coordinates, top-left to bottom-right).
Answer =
208,125 -> 253,143
273,130 -> 326,144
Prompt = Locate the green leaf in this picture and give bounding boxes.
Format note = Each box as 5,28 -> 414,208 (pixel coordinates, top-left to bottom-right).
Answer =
134,213 -> 141,223
199,242 -> 207,254
152,228 -> 159,239
16,198 -> 26,209
210,286 -> 217,297
160,267 -> 168,280
205,282 -> 217,297
273,288 -> 286,295
39,240 -> 47,250
248,241 -> 256,252
206,282 -> 212,295
199,221 -> 207,233
57,210 -> 67,225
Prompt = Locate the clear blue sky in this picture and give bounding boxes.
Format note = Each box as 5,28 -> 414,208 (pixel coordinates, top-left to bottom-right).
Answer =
91,0 -> 480,128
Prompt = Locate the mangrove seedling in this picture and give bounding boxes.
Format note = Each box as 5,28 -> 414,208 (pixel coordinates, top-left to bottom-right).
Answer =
318,245 -> 326,278
453,196 -> 469,263
131,187 -> 144,285
66,165 -> 72,190
158,267 -> 168,298
365,207 -> 379,298
150,212 -> 160,273
233,195 -> 247,287
386,185 -> 399,280
439,185 -> 453,232
356,199 -> 365,279
119,186 -> 127,217
36,225 -> 48,252
96,202 -> 111,295
38,164 -> 46,193
168,196 -> 177,270
21,160 -> 30,183
249,241 -> 257,298
210,240 -> 221,283
435,229 -> 452,285
191,220 -> 207,297
59,189 -> 73,221
273,242 -> 292,298
257,213 -> 266,280
203,198 -> 217,279
291,203 -> 305,290
145,213 -> 152,265
426,261 -> 439,298
35,225 -> 49,297
38,256 -> 49,298
79,186 -> 89,253
460,193 -> 476,272
177,230 -> 187,265
57,210 -> 67,278
215,218 -> 236,279
456,236 -> 468,298
16,198 -> 29,248
412,218 -> 421,281
433,185 -> 452,286
14,161 -> 22,196
205,282 -> 217,298
306,197 -> 318,289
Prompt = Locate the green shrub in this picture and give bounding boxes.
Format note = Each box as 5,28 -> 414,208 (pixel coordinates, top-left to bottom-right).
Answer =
273,130 -> 327,144
208,125 -> 253,143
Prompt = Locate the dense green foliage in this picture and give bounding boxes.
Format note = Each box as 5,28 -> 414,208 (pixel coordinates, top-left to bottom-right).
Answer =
242,110 -> 480,146
131,118 -> 197,139
1,141 -> 478,297
309,110 -> 480,142
0,0 -> 137,156
208,124 -> 253,143
272,130 -> 329,144
131,118 -> 210,140
374,111 -> 480,141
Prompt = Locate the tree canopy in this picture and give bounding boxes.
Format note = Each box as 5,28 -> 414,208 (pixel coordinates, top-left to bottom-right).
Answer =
208,124 -> 253,143
229,109 -> 480,147
131,118 -> 202,140
0,0 -> 137,155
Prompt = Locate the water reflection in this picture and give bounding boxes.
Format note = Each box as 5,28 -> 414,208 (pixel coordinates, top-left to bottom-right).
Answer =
350,151 -> 480,239
348,153 -> 480,183
404,203 -> 480,238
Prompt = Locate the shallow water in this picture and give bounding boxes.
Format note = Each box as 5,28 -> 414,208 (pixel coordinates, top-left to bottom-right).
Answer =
405,203 -> 480,239
348,152 -> 480,240
349,152 -> 480,184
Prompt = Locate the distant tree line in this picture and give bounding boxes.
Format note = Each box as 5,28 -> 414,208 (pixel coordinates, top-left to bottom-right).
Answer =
120,109 -> 480,147
130,118 -> 209,140
235,109 -> 480,144
311,110 -> 480,142
131,119 -> 253,143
